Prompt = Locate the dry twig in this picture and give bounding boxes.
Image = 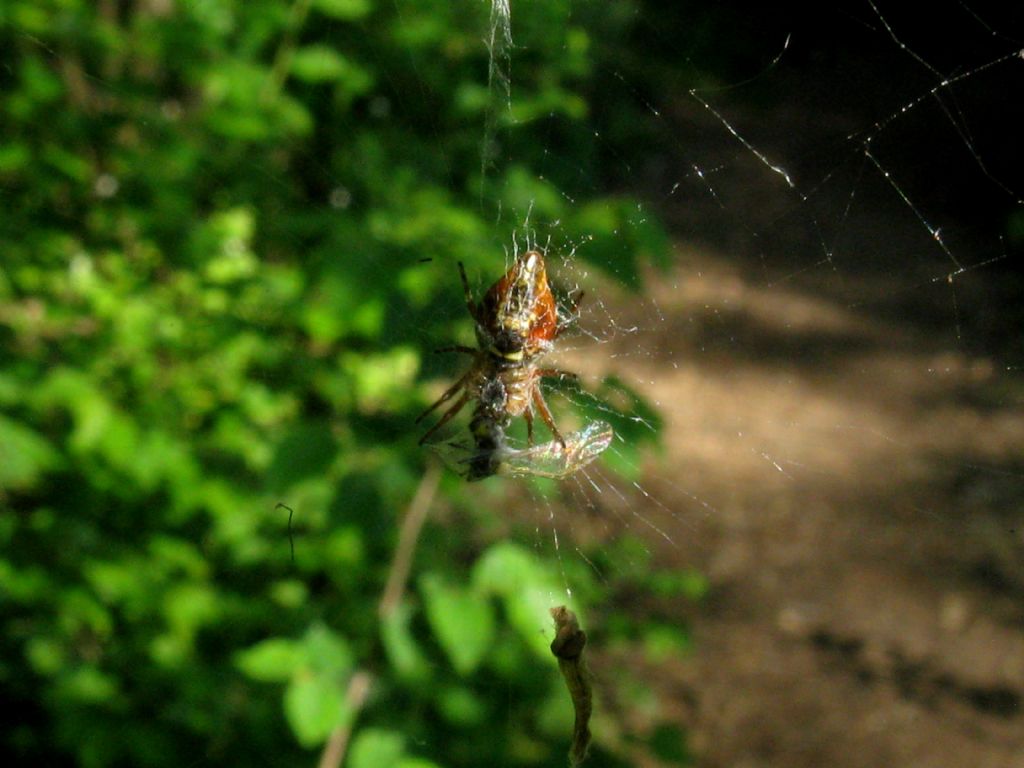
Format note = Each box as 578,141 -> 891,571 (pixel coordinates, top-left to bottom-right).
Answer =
550,605 -> 593,766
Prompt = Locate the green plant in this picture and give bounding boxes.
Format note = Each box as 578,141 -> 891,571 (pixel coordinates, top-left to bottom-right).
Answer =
1,1 -> 698,765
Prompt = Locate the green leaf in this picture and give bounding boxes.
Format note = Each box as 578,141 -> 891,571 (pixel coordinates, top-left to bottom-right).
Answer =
269,579 -> 308,608
472,541 -> 546,592
534,678 -> 574,739
436,684 -> 486,726
575,376 -> 663,481
0,374 -> 20,405
564,198 -> 672,289
420,574 -> 495,675
163,582 -> 220,638
341,347 -> 420,412
0,414 -> 61,489
0,560 -> 49,603
235,638 -> 304,682
349,728 -> 405,768
0,142 -> 31,175
397,760 -> 446,768
472,542 -> 568,660
284,673 -> 349,747
381,602 -> 431,682
313,0 -> 372,20
290,46 -> 346,82
57,666 -> 119,704
642,623 -> 692,662
41,144 -> 91,182
648,723 -> 692,764
26,636 -> 66,676
302,623 -> 354,677
498,166 -> 567,221
266,422 -> 338,492
648,569 -> 708,601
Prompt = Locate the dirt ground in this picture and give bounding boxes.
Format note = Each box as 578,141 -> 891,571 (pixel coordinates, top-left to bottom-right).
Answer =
589,233 -> 1024,767
487,34 -> 1024,758
526,48 -> 1024,760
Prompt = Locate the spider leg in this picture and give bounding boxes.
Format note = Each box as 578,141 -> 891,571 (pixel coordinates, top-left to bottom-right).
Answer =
458,262 -> 480,323
568,289 -> 585,313
556,290 -> 585,337
523,407 -> 535,446
418,390 -> 471,445
531,384 -> 565,448
416,368 -> 473,425
435,345 -> 477,355
536,368 -> 578,382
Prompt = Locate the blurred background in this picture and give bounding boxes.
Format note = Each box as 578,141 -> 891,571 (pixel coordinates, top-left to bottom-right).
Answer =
2,1 -> 1022,766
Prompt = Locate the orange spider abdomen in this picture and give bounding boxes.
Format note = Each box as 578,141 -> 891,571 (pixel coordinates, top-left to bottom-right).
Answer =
481,250 -> 558,359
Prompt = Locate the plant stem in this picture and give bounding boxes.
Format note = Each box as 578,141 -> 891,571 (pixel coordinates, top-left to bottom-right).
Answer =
379,462 -> 443,621
316,670 -> 371,768
317,461 -> 443,768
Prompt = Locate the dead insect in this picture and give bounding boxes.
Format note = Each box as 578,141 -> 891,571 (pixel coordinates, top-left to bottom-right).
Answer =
429,420 -> 614,481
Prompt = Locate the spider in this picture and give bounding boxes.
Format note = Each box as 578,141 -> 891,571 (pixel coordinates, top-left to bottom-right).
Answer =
416,251 -> 583,463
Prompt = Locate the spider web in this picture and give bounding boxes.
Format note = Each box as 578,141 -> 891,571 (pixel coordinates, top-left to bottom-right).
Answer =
428,0 -> 1024,656
458,10 -> 1024,756
8,0 -> 1021,764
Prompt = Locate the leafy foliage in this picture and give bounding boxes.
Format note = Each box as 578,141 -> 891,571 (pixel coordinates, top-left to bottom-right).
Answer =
0,0 -> 700,765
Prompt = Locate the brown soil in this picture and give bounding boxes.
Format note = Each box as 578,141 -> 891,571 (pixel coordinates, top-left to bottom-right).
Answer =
582,243 -> 1024,767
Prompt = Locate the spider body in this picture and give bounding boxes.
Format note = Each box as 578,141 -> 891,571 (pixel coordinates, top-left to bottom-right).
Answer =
417,251 -> 582,478
477,250 -> 559,360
